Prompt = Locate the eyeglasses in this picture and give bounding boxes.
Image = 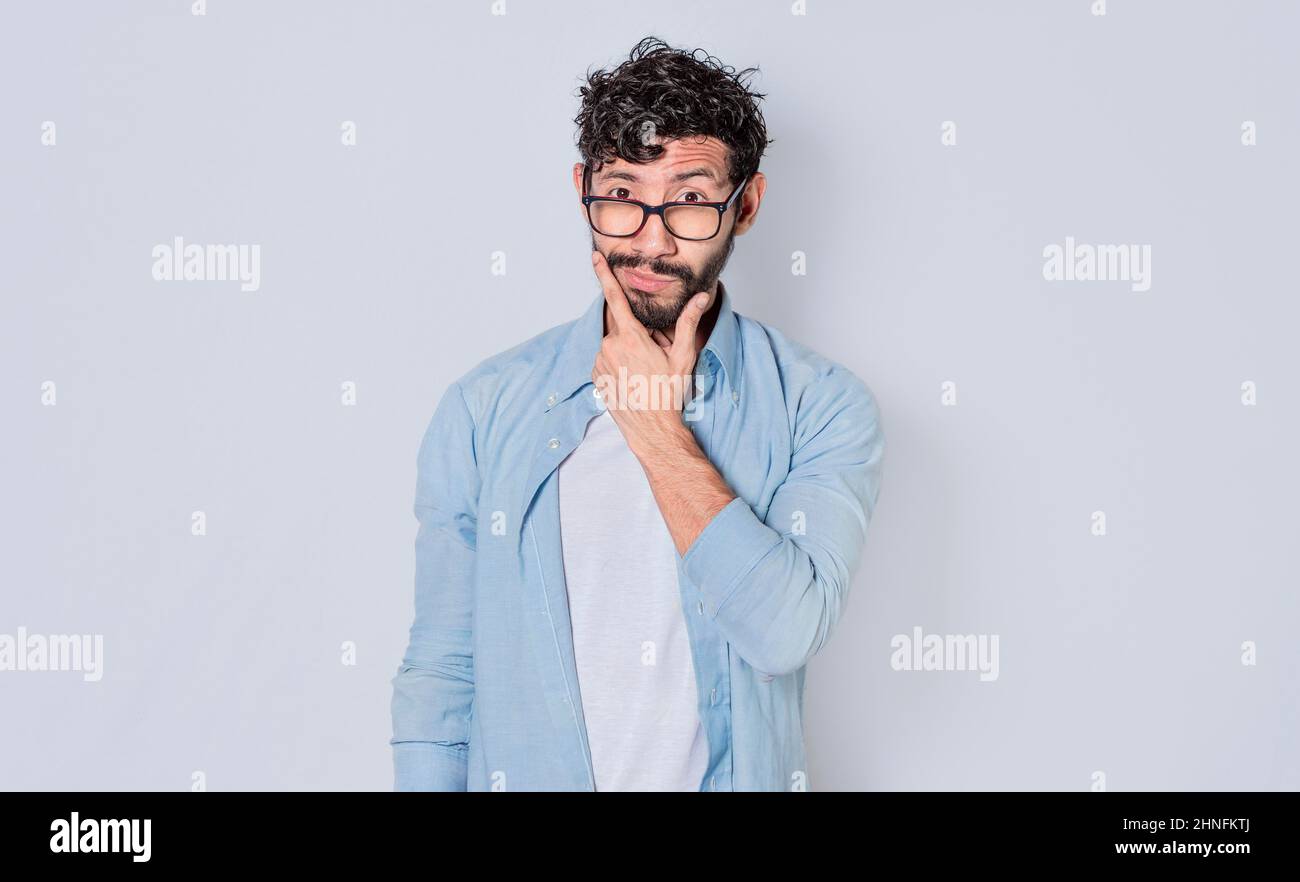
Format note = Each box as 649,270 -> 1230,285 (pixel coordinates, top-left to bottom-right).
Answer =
581,165 -> 748,241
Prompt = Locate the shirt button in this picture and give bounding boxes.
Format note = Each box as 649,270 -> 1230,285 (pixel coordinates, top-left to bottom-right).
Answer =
546,393 -> 557,407
731,390 -> 740,403
710,688 -> 717,705
547,438 -> 559,449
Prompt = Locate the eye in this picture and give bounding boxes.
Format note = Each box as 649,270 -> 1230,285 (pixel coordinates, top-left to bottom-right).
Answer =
679,191 -> 706,203
608,187 -> 632,200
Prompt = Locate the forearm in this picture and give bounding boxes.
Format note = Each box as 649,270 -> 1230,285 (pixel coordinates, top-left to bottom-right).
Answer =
633,423 -> 843,677
394,380 -> 480,792
390,633 -> 474,792
391,738 -> 469,792
629,416 -> 735,556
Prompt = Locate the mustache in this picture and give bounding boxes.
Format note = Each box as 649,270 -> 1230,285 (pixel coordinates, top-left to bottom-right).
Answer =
601,250 -> 693,284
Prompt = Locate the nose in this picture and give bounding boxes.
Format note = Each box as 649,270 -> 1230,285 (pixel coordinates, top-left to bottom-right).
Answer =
628,212 -> 677,263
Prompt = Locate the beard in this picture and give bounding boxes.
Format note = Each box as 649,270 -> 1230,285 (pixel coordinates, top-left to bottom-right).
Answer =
595,231 -> 736,331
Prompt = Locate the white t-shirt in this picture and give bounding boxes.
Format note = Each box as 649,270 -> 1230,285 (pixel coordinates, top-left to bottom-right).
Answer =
557,407 -> 710,792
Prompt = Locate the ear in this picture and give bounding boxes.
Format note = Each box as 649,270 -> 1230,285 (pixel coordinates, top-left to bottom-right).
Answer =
731,171 -> 767,236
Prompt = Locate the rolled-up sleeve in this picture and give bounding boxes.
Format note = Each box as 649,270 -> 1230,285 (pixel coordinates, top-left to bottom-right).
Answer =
390,381 -> 479,791
681,370 -> 884,677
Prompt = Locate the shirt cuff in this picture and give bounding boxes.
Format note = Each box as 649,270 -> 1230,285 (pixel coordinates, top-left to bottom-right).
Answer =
392,742 -> 468,792
681,496 -> 781,617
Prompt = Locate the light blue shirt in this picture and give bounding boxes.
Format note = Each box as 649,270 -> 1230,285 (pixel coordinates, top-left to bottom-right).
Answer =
390,283 -> 885,791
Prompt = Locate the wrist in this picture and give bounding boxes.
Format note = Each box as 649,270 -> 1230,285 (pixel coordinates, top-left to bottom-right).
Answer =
629,412 -> 696,466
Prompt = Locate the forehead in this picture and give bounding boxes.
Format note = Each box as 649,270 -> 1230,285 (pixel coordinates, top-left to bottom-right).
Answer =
596,135 -> 731,182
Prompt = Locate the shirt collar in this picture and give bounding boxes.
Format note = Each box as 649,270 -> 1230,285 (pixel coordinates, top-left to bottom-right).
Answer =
547,279 -> 743,405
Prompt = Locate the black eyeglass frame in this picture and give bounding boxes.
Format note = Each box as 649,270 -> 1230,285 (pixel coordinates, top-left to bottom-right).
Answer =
581,164 -> 749,241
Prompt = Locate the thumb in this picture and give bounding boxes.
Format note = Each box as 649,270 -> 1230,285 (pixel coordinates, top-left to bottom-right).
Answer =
670,292 -> 710,367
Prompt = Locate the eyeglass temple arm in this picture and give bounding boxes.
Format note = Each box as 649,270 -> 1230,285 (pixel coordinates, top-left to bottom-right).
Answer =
724,175 -> 750,209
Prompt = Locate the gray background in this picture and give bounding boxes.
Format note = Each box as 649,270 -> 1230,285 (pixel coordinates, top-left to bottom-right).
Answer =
1,0 -> 1295,791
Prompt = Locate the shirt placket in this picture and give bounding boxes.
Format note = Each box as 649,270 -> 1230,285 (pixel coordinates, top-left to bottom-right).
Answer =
682,351 -> 734,792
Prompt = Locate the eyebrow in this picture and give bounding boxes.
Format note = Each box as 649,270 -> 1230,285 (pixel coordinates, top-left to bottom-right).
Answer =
595,167 -> 724,185
671,167 -> 723,184
597,169 -> 641,183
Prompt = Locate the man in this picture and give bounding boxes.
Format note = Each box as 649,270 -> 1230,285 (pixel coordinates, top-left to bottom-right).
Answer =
390,37 -> 885,792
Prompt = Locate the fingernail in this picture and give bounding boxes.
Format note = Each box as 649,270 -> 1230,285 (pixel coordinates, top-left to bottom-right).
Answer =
695,293 -> 709,309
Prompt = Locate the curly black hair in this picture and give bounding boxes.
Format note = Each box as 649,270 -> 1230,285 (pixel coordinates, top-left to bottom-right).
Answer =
574,37 -> 771,187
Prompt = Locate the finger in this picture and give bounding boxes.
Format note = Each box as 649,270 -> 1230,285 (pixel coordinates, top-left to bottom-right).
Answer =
670,291 -> 710,367
591,250 -> 640,335
650,329 -> 672,351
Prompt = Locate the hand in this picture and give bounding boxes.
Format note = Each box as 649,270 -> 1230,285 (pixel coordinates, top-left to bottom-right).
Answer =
590,250 -> 709,454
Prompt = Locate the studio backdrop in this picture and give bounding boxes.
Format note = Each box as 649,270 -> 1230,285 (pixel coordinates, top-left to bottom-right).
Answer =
1,0 -> 1295,790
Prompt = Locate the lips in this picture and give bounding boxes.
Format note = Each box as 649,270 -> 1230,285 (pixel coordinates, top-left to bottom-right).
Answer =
621,268 -> 676,293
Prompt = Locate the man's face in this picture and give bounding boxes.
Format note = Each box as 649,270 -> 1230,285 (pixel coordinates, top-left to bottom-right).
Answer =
573,137 -> 758,332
